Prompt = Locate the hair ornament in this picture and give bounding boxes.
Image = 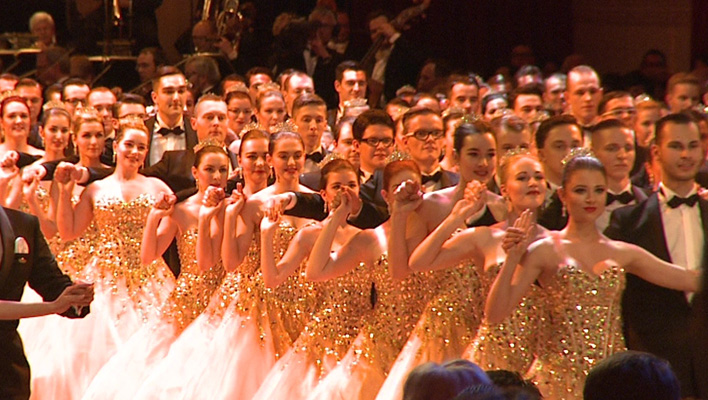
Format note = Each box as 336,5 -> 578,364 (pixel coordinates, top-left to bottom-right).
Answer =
561,147 -> 596,167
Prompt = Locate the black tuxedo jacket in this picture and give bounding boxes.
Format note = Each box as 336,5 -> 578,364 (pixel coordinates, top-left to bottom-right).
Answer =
604,193 -> 708,397
143,116 -> 198,167
0,207 -> 88,399
383,36 -> 424,102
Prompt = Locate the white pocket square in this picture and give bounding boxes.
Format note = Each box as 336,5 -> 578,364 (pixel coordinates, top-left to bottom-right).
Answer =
14,237 -> 29,254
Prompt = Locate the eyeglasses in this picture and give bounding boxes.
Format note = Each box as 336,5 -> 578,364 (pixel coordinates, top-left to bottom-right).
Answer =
359,137 -> 394,147
408,129 -> 445,141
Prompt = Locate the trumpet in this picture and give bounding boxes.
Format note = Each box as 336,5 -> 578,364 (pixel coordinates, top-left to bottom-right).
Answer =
202,0 -> 242,47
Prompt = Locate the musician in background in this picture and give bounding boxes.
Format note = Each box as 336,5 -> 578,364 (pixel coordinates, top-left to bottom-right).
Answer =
366,10 -> 424,106
29,11 -> 57,50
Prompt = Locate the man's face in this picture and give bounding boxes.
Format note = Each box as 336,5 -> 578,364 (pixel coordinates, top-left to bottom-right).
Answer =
335,70 -> 367,106
17,86 -> 43,123
192,23 -> 217,53
601,96 -> 636,127
151,74 -> 188,120
136,52 -> 157,82
32,20 -> 55,45
293,104 -> 327,152
334,122 -> 359,169
543,76 -> 565,112
417,62 -> 436,92
666,83 -> 700,113
449,83 -> 479,114
117,103 -> 147,120
368,16 -> 390,42
191,100 -> 228,142
591,127 -> 636,182
248,73 -> 272,102
483,98 -> 507,121
566,71 -> 602,124
654,122 -> 702,184
284,75 -> 314,114
496,128 -> 532,157
403,114 -> 444,168
63,84 -> 90,116
513,94 -> 543,123
356,124 -> 394,172
184,62 -> 206,94
538,123 -> 583,180
88,91 -> 117,134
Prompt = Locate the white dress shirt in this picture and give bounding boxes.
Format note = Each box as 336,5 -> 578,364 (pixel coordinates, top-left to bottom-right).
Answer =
597,183 -> 635,232
658,183 -> 703,299
149,114 -> 187,166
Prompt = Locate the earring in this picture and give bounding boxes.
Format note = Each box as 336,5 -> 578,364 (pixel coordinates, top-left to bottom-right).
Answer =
324,200 -> 329,214
561,203 -> 566,218
504,195 -> 513,213
195,178 -> 199,187
112,151 -> 116,164
236,167 -> 243,181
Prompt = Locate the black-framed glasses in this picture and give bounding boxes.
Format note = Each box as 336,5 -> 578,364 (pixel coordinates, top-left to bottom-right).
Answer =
359,137 -> 394,147
408,129 -> 444,141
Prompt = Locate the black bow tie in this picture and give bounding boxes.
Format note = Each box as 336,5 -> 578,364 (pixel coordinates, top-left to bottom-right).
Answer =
157,126 -> 184,136
606,191 -> 634,206
306,152 -> 324,163
667,194 -> 700,209
422,170 -> 443,185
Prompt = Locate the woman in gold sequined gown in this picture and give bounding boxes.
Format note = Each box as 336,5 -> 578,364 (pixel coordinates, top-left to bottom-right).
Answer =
486,154 -> 700,399
81,144 -> 229,399
29,119 -> 176,399
306,160 -> 429,400
252,159 -> 368,400
377,151 -> 549,400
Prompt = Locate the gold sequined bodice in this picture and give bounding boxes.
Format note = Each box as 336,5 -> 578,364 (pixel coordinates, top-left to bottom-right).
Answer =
532,264 -> 626,399
92,194 -> 174,309
353,254 -> 428,372
266,221 -> 320,357
294,261 -> 372,374
469,263 -> 541,375
209,233 -> 262,320
160,229 -> 225,331
414,261 -> 484,359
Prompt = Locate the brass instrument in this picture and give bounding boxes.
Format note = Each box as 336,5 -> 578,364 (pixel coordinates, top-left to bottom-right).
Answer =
202,0 -> 242,48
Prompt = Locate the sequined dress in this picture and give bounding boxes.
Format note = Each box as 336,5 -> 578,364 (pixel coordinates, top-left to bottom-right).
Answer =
308,253 -> 429,400
531,264 -> 626,399
253,261 -> 373,400
27,194 -> 176,399
82,228 -> 225,399
465,262 -> 541,376
376,261 -> 485,400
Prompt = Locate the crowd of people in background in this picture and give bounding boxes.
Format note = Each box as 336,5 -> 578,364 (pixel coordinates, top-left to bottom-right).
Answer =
0,1 -> 707,400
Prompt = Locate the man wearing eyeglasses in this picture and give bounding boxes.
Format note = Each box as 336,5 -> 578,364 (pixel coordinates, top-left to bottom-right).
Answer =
402,107 -> 459,192
61,78 -> 90,117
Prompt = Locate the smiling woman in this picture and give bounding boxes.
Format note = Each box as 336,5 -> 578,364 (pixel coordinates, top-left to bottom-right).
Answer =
0,96 -> 43,158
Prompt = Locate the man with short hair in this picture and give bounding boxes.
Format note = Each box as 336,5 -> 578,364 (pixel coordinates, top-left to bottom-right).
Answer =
606,113 -> 707,398
136,47 -> 165,84
145,68 -> 198,167
245,67 -> 272,103
402,107 -> 459,192
599,91 -> 636,127
543,73 -> 566,116
184,55 -> 221,96
447,75 -> 479,115
565,65 -> 603,142
87,87 -> 117,165
291,94 -> 329,173
16,79 -> 44,149
665,72 -> 701,113
0,73 -> 18,91
61,78 -> 90,116
535,115 -> 583,230
590,119 -> 647,231
282,71 -> 315,117
510,84 -> 544,124
329,61 -> 367,128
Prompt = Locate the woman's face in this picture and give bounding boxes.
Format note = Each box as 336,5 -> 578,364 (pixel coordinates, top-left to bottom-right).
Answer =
41,114 -> 71,154
2,101 -> 31,143
269,137 -> 304,181
238,138 -> 269,186
193,152 -> 229,191
456,133 -> 497,183
321,169 -> 359,210
256,95 -> 286,131
501,156 -> 546,213
227,97 -> 254,135
114,129 -> 148,168
559,168 -> 607,224
75,121 -> 106,161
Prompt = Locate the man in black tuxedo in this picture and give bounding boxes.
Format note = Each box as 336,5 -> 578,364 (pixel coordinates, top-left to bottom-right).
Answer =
0,206 -> 92,399
292,94 -> 330,174
605,113 -> 707,398
144,67 -> 198,167
402,107 -> 459,193
327,61 -> 367,129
